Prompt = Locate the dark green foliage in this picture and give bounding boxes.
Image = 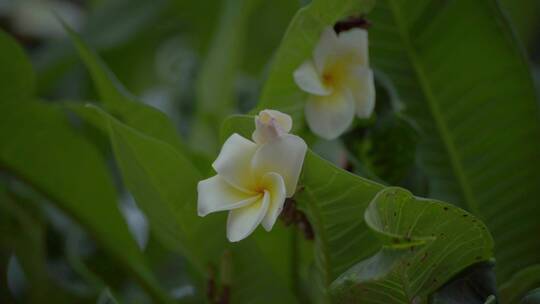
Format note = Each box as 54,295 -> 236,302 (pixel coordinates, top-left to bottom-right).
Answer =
1,0 -> 539,302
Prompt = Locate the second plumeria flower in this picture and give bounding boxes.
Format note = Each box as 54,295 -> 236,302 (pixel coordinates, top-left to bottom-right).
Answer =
294,26 -> 375,139
197,110 -> 307,242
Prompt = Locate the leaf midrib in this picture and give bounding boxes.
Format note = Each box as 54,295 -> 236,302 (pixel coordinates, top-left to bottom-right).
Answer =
386,0 -> 479,214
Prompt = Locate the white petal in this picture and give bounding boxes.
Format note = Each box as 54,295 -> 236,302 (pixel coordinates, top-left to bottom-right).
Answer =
262,109 -> 293,133
227,191 -> 270,242
212,134 -> 257,192
338,28 -> 369,66
305,89 -> 355,139
348,67 -> 375,118
252,109 -> 294,144
251,134 -> 307,197
259,173 -> 287,231
313,27 -> 340,72
197,175 -> 260,217
293,61 -> 331,96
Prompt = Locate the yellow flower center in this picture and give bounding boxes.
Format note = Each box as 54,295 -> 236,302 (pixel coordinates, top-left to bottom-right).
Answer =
322,62 -> 347,90
322,72 -> 335,87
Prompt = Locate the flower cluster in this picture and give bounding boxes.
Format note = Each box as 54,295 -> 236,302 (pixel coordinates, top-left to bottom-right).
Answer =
198,25 -> 374,242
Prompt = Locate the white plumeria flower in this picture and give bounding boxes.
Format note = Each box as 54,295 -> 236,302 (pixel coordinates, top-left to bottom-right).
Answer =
294,26 -> 375,139
197,110 -> 307,242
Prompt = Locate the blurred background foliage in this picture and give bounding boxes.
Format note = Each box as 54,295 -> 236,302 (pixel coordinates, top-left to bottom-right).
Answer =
0,0 -> 539,303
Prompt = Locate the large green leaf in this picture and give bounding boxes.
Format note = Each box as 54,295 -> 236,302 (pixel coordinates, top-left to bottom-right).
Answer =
255,0 -> 375,124
367,0 -> 540,281
0,101 -> 171,303
330,187 -> 494,303
0,30 -> 34,102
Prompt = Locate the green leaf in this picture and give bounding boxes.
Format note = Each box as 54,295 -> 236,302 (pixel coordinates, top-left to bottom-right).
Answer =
0,101 -> 171,303
64,24 -> 211,173
195,0 -> 261,119
345,113 -> 419,186
330,187 -> 494,303
63,23 -> 184,152
256,0 -> 375,123
368,0 -> 540,281
228,240 -> 298,304
191,0 -> 262,153
0,30 -> 35,101
296,152 -> 383,290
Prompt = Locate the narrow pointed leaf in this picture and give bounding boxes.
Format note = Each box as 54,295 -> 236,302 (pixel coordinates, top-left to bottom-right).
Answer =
64,23 -> 185,151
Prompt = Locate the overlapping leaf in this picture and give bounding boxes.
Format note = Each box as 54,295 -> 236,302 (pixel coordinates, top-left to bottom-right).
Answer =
63,23 -> 189,152
0,33 -> 170,303
0,102 -> 170,303
82,105 -> 219,268
330,188 -> 493,303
